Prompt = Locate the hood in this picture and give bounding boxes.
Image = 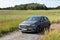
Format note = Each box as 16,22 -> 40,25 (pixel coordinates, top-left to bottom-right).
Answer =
20,21 -> 37,25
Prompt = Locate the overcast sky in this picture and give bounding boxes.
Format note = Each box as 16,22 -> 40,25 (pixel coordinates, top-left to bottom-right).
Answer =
0,0 -> 60,8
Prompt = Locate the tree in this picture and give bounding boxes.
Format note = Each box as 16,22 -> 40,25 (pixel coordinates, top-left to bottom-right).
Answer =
14,3 -> 47,10
56,6 -> 60,9
0,3 -> 47,10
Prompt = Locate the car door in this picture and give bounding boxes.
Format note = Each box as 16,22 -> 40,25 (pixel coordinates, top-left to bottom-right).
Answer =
40,17 -> 45,27
42,17 -> 46,27
43,17 -> 49,27
45,17 -> 50,27
43,17 -> 47,27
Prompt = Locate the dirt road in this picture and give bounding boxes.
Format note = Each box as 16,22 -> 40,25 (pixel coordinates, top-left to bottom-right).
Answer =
0,31 -> 42,40
0,24 -> 60,40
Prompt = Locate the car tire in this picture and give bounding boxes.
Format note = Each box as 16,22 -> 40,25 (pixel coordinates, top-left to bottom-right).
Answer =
47,26 -> 50,32
36,26 -> 40,33
21,31 -> 25,33
45,26 -> 50,32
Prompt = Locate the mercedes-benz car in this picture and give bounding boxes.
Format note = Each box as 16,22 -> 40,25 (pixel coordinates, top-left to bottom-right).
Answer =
19,16 -> 50,33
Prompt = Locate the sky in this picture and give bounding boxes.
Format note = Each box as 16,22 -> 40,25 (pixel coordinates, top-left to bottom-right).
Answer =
0,0 -> 60,8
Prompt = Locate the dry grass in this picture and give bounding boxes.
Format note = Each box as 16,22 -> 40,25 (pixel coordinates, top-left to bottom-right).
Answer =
39,24 -> 60,40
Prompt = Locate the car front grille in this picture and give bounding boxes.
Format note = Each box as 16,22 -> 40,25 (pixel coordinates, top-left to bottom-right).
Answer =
20,25 -> 29,28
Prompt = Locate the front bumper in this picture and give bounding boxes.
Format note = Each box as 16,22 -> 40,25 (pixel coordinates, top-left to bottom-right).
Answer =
21,28 -> 36,32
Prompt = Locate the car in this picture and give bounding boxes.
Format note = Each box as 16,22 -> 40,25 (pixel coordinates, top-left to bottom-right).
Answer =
19,16 -> 50,33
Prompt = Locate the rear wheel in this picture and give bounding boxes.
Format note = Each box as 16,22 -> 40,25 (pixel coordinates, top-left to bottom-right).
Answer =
47,24 -> 50,31
41,28 -> 45,32
45,26 -> 50,32
47,26 -> 50,32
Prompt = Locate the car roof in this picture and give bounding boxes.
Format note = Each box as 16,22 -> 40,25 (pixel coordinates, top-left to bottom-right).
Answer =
31,16 -> 46,18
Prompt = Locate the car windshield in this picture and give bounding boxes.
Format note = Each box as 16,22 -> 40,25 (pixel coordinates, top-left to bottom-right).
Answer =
26,17 -> 41,21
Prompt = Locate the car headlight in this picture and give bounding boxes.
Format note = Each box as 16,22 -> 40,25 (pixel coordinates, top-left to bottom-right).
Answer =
27,24 -> 30,26
19,26 -> 20,28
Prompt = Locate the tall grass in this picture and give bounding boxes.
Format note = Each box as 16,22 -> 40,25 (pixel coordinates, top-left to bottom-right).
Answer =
41,28 -> 60,40
0,10 -> 60,37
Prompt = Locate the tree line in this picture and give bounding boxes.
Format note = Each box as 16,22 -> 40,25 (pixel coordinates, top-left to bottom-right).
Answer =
0,3 -> 60,10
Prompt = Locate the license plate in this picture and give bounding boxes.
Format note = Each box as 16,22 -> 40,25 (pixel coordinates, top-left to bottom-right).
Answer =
22,29 -> 27,30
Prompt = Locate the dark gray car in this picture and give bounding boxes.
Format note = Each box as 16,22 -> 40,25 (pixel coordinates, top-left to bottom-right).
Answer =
19,16 -> 50,32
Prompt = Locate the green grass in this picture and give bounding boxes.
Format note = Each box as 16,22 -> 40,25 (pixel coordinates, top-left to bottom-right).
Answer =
0,10 -> 60,37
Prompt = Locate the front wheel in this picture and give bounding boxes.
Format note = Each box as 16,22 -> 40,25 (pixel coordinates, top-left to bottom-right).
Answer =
36,27 -> 40,33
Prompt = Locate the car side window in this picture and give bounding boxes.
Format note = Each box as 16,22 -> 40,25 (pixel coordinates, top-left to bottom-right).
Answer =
45,17 -> 48,21
40,17 -> 48,22
42,17 -> 47,21
43,17 -> 46,21
44,17 -> 46,21
40,17 -> 44,22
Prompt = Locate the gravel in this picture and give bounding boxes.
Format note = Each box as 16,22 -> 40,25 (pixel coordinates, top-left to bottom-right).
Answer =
0,30 -> 42,40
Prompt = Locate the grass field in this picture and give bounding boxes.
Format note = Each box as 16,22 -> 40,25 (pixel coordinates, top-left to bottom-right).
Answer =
0,10 -> 60,37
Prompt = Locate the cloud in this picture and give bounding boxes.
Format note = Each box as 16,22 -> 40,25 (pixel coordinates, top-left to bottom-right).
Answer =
0,0 -> 16,8
0,0 -> 40,8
